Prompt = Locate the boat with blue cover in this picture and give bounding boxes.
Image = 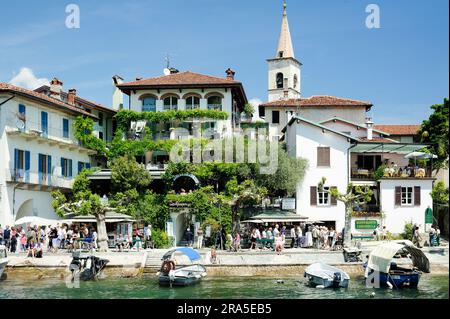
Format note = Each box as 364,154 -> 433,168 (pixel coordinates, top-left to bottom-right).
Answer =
157,247 -> 207,287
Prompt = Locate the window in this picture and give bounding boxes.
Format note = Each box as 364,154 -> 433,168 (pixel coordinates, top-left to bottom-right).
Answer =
61,158 -> 73,178
186,96 -> 200,110
276,73 -> 284,89
207,96 -> 222,111
41,111 -> 48,137
18,104 -> 26,130
318,187 -> 330,206
62,119 -> 69,138
98,112 -> 104,127
401,187 -> 413,206
78,161 -> 91,173
272,110 -> 280,124
278,51 -> 284,58
14,149 -> 30,182
294,74 -> 298,88
98,131 -> 104,140
163,96 -> 178,111
142,97 -> 156,112
317,147 -> 331,167
38,154 -> 52,184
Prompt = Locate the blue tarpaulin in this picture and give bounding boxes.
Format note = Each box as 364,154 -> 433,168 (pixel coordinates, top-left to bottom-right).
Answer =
163,247 -> 201,261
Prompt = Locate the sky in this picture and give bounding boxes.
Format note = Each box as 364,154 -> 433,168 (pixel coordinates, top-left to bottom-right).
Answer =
0,0 -> 448,124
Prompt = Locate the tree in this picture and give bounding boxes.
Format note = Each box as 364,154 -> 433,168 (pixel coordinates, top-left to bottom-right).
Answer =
318,177 -> 373,247
51,170 -> 110,251
225,178 -> 267,233
418,98 -> 449,173
110,155 -> 152,192
431,181 -> 449,235
256,145 -> 308,197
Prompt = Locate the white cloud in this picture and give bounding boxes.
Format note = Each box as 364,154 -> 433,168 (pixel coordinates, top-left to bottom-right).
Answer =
9,68 -> 49,90
249,98 -> 263,120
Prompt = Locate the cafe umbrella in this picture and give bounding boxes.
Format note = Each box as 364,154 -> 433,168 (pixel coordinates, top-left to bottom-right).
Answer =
404,151 -> 438,175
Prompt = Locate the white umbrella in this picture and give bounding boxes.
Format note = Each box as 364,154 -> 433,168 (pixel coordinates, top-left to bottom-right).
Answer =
404,152 -> 438,159
14,216 -> 59,226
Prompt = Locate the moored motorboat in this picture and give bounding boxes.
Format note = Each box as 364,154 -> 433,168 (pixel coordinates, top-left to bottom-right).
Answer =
304,262 -> 350,288
364,240 -> 430,289
0,245 -> 8,281
69,251 -> 109,281
157,247 -> 207,287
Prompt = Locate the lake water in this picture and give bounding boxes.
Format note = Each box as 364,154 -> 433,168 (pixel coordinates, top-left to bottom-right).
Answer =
0,274 -> 448,299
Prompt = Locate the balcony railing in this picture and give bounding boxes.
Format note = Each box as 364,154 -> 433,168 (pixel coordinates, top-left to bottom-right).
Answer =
5,169 -> 74,189
207,104 -> 222,111
351,167 -> 433,180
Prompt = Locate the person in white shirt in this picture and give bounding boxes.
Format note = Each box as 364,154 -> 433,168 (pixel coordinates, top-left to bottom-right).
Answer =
273,225 -> 280,237
92,229 -> 98,250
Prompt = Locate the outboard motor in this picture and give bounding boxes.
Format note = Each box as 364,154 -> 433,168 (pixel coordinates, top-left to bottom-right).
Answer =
333,272 -> 342,287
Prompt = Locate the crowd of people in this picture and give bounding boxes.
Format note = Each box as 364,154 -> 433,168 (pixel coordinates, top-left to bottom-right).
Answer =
0,223 -> 98,257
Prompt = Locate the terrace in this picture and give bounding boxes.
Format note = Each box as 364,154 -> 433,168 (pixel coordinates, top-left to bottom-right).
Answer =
350,142 -> 435,181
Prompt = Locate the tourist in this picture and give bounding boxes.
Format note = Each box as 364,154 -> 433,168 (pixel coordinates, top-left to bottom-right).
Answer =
412,225 -> 422,248
20,232 -> 27,252
429,226 -> 437,247
381,226 -> 388,241
3,226 -> 11,250
295,225 -> 302,248
226,233 -> 233,251
196,227 -> 204,249
185,228 -> 193,247
273,224 -> 280,237
134,229 -> 143,251
10,227 -> 18,253
436,226 -> 441,246
312,226 -> 320,249
290,227 -> 296,248
145,224 -> 152,249
305,225 -> 313,248
328,228 -> 336,250
250,228 -> 257,250
26,240 -> 37,258
92,228 -> 98,250
233,232 -> 241,252
261,228 -> 267,239
275,233 -> 284,254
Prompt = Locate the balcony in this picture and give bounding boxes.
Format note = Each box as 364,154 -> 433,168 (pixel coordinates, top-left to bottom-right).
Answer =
351,166 -> 433,181
5,169 -> 74,190
5,121 -> 96,155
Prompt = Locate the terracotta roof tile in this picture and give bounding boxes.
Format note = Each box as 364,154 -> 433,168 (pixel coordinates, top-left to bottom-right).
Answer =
260,96 -> 373,108
118,71 -> 241,87
0,83 -> 97,119
34,85 -> 116,114
374,125 -> 421,136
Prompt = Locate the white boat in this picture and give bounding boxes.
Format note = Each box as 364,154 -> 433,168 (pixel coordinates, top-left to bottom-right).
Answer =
0,245 -> 8,281
304,262 -> 350,288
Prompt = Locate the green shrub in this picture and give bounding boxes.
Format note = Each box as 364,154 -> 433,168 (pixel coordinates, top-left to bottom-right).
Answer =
374,164 -> 386,181
401,222 -> 414,240
152,229 -> 170,248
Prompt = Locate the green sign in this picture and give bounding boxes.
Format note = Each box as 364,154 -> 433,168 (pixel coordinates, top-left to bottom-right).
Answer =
425,207 -> 433,224
355,220 -> 378,230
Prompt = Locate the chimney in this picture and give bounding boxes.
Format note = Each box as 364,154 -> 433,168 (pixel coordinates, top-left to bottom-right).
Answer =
225,68 -> 235,80
112,75 -> 124,111
365,117 -> 374,141
68,89 -> 77,105
49,78 -> 63,100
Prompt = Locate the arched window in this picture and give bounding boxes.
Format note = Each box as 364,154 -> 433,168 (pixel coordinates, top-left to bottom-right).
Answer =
185,96 -> 200,110
163,96 -> 178,111
207,96 -> 222,111
294,74 -> 298,89
142,97 -> 156,112
276,73 -> 284,89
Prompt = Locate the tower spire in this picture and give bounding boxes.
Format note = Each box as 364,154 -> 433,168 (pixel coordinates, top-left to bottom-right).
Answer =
276,0 -> 295,59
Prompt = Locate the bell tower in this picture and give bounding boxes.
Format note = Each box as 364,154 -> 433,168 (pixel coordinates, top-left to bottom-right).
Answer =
267,0 -> 301,102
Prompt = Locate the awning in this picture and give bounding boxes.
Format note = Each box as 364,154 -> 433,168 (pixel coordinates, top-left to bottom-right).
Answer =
351,143 -> 430,154
248,210 -> 308,223
163,247 -> 201,261
367,240 -> 430,273
63,211 -> 135,224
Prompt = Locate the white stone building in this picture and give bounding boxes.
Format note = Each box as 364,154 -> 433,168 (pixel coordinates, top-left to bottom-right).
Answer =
0,82 -> 99,226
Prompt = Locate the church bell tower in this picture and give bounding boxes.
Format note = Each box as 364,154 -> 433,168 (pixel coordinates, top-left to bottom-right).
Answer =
267,0 -> 301,102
